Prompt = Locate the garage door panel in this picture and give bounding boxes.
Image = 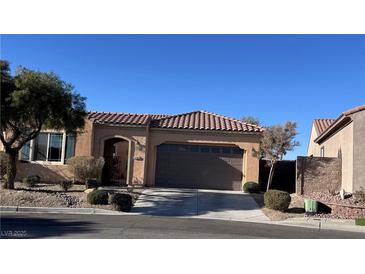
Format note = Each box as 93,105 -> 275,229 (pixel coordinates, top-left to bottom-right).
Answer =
155,144 -> 243,191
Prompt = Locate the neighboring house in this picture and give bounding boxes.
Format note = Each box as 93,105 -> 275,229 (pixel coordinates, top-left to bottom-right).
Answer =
307,104 -> 365,193
10,110 -> 263,191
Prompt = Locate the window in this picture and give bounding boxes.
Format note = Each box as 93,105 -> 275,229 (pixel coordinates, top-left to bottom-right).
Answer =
48,133 -> 63,161
34,133 -> 48,161
211,147 -> 220,154
232,147 -> 242,155
200,146 -> 210,153
320,147 -> 325,157
20,141 -> 31,161
20,132 -> 75,163
222,147 -> 231,154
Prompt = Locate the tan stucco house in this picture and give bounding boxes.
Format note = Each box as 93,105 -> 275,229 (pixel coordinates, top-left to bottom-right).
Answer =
13,110 -> 263,191
308,104 -> 365,193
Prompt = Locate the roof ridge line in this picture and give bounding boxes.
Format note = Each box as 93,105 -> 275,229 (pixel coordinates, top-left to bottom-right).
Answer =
87,110 -> 170,117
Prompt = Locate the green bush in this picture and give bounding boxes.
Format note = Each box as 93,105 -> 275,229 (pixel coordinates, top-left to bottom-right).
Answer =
109,193 -> 133,212
85,179 -> 99,189
243,181 -> 261,193
0,152 -> 10,180
22,175 -> 41,187
59,180 -> 73,191
87,190 -> 109,205
264,190 -> 291,211
67,156 -> 105,184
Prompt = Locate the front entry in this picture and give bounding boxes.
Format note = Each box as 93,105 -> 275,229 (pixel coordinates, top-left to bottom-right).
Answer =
155,144 -> 244,191
102,138 -> 129,185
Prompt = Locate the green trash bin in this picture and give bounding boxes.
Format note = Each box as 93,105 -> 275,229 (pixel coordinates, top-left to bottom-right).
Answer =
304,199 -> 318,215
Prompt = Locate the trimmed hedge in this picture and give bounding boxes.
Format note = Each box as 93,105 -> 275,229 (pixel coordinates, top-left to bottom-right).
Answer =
87,190 -> 109,205
264,190 -> 291,212
243,182 -> 261,193
109,193 -> 133,212
22,175 -> 41,187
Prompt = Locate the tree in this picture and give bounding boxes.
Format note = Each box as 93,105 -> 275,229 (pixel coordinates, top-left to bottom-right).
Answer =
254,122 -> 299,191
0,60 -> 87,189
241,116 -> 261,126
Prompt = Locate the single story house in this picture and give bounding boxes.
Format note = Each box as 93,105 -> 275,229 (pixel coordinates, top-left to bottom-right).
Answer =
307,104 -> 365,193
12,110 -> 263,191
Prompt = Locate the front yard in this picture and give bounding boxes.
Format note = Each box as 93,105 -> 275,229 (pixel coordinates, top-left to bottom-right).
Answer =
0,182 -> 142,210
251,193 -> 305,221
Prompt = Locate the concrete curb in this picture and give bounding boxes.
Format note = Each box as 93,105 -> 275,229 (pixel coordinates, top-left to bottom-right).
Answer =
0,206 -> 125,215
273,217 -> 365,233
1,206 -> 364,233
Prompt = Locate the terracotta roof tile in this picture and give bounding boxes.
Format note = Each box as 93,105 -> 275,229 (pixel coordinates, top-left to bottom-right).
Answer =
87,110 -> 263,133
343,104 -> 365,116
313,119 -> 336,135
87,112 -> 168,126
151,110 -> 263,132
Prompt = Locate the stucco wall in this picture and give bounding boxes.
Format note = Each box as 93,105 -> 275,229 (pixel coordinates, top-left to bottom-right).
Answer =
74,119 -> 93,157
307,124 -> 320,156
317,122 -> 354,192
353,110 -> 365,191
146,129 -> 261,187
91,124 -> 148,186
15,162 -> 74,182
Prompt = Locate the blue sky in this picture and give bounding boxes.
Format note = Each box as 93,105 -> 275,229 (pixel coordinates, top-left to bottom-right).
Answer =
1,35 -> 364,159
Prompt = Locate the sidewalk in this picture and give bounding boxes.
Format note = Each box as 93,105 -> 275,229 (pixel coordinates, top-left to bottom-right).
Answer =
274,217 -> 365,233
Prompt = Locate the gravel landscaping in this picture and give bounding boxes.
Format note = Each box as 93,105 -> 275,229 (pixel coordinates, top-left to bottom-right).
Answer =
0,181 -> 142,210
305,192 -> 365,219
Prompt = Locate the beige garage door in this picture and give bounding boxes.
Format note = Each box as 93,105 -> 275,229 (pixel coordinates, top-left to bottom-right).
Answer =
155,144 -> 244,190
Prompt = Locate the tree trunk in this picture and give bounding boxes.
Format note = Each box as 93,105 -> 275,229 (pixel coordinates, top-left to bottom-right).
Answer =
4,150 -> 17,189
266,161 -> 277,192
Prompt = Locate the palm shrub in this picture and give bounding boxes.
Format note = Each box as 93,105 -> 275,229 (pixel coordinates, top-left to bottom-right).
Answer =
109,193 -> 133,212
67,156 -> 105,185
243,182 -> 261,193
87,190 -> 109,205
264,190 -> 291,211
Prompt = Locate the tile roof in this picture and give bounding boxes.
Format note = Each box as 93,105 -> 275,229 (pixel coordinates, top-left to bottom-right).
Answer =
151,110 -> 263,132
313,119 -> 336,135
87,110 -> 263,133
87,112 -> 168,125
342,104 -> 365,116
314,104 -> 365,143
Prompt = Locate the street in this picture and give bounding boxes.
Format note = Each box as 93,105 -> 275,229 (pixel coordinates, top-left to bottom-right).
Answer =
1,213 -> 365,239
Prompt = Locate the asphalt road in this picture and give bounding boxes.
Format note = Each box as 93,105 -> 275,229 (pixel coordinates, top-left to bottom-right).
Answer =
1,213 -> 365,239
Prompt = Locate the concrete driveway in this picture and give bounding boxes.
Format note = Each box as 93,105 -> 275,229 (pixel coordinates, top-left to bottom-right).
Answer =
131,188 -> 269,222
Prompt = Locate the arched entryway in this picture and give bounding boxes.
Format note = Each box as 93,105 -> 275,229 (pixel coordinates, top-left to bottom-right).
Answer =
102,138 -> 130,185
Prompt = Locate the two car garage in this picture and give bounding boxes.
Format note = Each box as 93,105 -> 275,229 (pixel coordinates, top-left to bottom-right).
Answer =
155,143 -> 244,191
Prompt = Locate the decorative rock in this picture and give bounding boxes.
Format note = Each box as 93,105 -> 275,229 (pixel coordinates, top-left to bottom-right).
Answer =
84,188 -> 95,194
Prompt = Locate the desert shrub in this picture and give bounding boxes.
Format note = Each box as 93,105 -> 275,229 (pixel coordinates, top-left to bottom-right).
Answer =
22,175 -> 41,187
264,190 -> 291,211
67,156 -> 105,184
85,179 -> 99,189
243,181 -> 261,193
59,180 -> 73,191
109,193 -> 133,212
0,152 -> 10,180
87,190 -> 109,205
